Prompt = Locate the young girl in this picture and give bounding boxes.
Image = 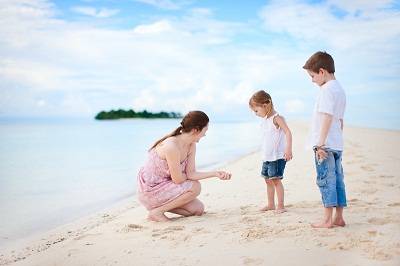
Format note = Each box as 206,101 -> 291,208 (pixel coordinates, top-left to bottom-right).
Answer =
249,90 -> 293,213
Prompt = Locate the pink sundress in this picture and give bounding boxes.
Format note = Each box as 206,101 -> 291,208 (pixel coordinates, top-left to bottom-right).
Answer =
137,149 -> 193,210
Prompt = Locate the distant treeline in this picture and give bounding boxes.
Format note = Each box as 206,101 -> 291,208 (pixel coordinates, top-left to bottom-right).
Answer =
95,109 -> 183,120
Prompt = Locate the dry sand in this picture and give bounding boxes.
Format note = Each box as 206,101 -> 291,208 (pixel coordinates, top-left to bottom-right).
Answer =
1,122 -> 399,266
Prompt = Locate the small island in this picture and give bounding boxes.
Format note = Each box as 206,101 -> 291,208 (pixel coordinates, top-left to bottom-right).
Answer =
95,109 -> 182,120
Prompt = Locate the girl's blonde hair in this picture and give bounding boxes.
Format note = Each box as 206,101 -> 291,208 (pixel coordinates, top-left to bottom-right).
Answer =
149,110 -> 209,150
249,90 -> 274,117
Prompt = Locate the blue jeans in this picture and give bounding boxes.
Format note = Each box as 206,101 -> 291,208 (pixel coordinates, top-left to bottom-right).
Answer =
314,149 -> 347,208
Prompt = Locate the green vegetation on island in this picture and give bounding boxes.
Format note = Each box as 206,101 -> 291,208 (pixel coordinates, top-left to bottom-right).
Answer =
95,109 -> 182,120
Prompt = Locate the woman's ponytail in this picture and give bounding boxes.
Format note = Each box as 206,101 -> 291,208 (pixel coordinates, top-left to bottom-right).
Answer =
149,126 -> 182,150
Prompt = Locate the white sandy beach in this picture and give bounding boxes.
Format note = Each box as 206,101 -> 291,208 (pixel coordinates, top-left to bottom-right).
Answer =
1,122 -> 399,266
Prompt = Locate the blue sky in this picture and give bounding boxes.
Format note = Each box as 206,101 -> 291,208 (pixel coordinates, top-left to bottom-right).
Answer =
0,0 -> 399,128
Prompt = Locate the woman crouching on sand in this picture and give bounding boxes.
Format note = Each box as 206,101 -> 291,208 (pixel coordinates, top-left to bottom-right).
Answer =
137,111 -> 231,222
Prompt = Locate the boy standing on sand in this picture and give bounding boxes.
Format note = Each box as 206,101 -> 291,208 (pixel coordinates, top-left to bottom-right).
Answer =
303,51 -> 347,228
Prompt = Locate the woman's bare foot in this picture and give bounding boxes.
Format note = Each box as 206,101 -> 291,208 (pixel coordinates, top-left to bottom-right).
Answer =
275,208 -> 287,214
333,219 -> 346,227
260,205 -> 275,211
147,211 -> 170,222
311,221 -> 333,228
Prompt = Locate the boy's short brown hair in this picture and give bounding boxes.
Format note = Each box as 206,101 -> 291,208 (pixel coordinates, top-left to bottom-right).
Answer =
303,51 -> 335,74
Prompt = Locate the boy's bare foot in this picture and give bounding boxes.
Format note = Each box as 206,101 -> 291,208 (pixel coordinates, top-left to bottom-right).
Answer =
311,221 -> 334,228
260,206 -> 275,211
333,219 -> 346,227
275,208 -> 287,214
147,211 -> 170,222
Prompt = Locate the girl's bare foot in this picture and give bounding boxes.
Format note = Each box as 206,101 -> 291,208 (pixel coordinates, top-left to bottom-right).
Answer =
311,221 -> 333,228
260,206 -> 275,211
275,208 -> 287,214
148,211 -> 170,222
333,219 -> 346,227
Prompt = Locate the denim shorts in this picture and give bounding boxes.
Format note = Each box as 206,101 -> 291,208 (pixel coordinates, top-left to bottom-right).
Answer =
315,148 -> 347,208
261,159 -> 286,179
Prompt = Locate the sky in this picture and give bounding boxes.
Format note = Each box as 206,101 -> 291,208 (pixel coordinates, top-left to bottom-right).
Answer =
0,0 -> 399,128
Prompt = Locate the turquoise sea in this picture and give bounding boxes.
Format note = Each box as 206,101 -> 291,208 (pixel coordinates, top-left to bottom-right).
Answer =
0,118 -> 260,247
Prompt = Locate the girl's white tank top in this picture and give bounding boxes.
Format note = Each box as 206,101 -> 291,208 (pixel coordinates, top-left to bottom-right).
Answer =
261,113 -> 286,162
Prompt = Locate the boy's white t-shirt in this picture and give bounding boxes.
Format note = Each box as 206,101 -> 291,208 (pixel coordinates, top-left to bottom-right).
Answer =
309,79 -> 346,151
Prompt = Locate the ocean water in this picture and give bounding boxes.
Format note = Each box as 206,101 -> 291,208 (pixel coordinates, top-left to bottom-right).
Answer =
0,118 -> 260,246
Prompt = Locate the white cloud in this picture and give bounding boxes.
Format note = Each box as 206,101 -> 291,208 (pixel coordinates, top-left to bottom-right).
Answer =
132,0 -> 190,10
133,20 -> 172,34
0,59 -> 72,91
259,0 -> 400,91
61,94 -> 93,115
326,0 -> 394,14
0,0 -> 398,121
260,0 -> 400,51
189,8 -> 213,17
71,6 -> 120,18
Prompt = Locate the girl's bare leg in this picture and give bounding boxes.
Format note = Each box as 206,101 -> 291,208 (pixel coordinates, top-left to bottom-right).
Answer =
273,178 -> 286,213
260,179 -> 275,211
148,181 -> 201,222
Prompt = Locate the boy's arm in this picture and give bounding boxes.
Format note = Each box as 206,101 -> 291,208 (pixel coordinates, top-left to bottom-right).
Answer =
317,113 -> 333,147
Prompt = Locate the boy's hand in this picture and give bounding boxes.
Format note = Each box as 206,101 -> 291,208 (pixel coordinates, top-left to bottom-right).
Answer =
316,148 -> 328,161
284,149 -> 293,161
216,171 -> 232,180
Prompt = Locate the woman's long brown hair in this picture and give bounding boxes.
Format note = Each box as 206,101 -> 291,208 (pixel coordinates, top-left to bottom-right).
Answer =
149,110 -> 209,150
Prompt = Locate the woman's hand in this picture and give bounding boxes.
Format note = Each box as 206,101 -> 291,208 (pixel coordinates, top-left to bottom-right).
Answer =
215,171 -> 232,180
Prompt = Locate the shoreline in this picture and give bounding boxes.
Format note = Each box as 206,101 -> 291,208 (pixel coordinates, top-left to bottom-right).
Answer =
0,118 -> 259,251
0,147 -> 259,252
0,148 -> 260,263
1,122 -> 400,265
0,197 -> 140,264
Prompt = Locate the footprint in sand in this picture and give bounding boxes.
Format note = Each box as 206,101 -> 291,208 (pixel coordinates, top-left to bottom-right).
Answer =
242,228 -> 270,240
387,202 -> 400,207
191,227 -> 210,234
380,175 -> 394,179
74,233 -> 101,240
361,165 -> 374,172
293,201 -> 320,209
241,216 -> 260,224
119,224 -> 145,233
165,225 -> 185,231
371,249 -> 393,261
329,242 -> 351,251
384,183 -> 396,187
360,188 -> 378,194
240,205 -> 252,215
152,225 -> 185,237
367,217 -> 389,225
242,257 -> 264,265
